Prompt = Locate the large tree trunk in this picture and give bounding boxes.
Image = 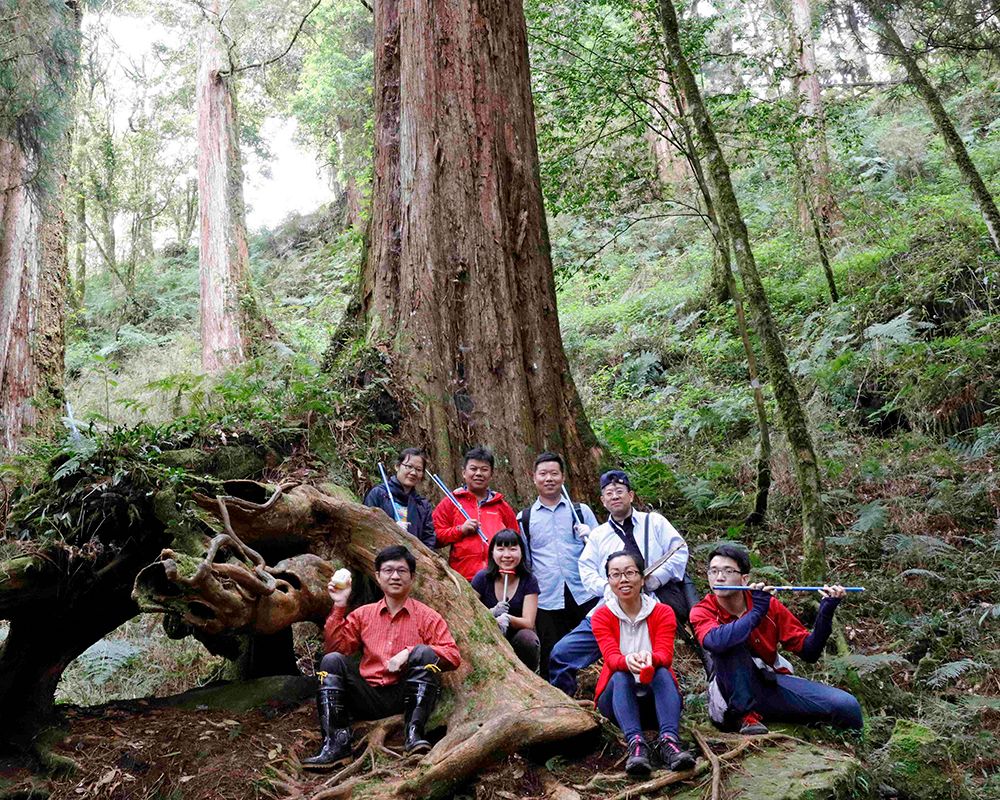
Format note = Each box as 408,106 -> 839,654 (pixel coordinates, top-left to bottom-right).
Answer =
0,0 -> 79,453
659,0 -> 827,580
358,0 -> 600,500
790,0 -> 842,236
860,1 -> 1000,255
196,2 -> 254,373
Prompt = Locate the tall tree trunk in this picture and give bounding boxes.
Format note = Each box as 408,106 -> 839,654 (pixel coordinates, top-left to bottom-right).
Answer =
791,148 -> 840,302
659,0 -> 827,580
73,186 -> 86,306
860,1 -> 1000,255
0,0 -> 79,454
197,3 -> 253,373
790,0 -> 841,236
357,0 -> 600,500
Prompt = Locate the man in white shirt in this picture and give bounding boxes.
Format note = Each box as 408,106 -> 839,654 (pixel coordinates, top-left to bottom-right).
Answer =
549,470 -> 693,696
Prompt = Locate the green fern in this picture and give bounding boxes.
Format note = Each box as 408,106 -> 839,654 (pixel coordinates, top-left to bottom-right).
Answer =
924,659 -> 983,689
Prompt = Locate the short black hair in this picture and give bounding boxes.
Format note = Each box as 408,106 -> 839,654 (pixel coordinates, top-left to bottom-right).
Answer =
485,528 -> 531,581
605,549 -> 645,575
533,451 -> 565,472
464,446 -> 495,468
707,544 -> 751,574
395,447 -> 427,468
375,545 -> 417,574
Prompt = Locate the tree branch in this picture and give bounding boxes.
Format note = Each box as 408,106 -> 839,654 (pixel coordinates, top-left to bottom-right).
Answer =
231,0 -> 323,74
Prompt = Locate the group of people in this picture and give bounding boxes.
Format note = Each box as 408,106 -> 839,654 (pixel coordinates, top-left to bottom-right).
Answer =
303,446 -> 863,777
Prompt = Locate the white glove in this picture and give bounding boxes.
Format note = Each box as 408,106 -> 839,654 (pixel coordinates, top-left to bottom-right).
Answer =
396,519 -> 409,531
644,574 -> 661,591
574,523 -> 592,541
497,613 -> 510,634
490,600 -> 510,618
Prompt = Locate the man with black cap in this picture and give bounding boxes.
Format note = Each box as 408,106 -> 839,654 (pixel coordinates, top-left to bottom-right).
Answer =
548,469 -> 691,696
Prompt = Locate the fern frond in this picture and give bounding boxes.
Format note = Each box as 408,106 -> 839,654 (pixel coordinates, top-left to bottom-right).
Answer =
924,659 -> 983,689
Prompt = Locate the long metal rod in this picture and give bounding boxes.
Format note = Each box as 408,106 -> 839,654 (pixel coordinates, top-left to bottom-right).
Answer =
712,586 -> 865,592
430,473 -> 489,544
561,485 -> 584,525
378,462 -> 400,522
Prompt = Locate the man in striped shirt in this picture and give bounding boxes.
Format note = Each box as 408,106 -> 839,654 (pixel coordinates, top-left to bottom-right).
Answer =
303,545 -> 461,768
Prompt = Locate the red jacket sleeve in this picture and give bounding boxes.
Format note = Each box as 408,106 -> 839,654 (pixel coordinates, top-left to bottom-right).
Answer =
323,605 -> 361,655
773,599 -> 810,653
649,604 -> 677,669
432,499 -> 465,545
591,606 -> 629,673
500,501 -> 518,532
419,609 -> 462,670
689,600 -> 717,646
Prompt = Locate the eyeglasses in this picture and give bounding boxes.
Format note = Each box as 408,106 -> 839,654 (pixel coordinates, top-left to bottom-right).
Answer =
378,567 -> 411,578
707,567 -> 743,578
399,463 -> 424,474
608,569 -> 642,581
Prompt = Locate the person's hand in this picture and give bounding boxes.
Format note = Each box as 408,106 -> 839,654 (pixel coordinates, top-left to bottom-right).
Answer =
490,600 -> 510,618
644,574 -> 661,591
819,584 -> 846,600
574,523 -> 592,541
396,519 -> 409,531
497,613 -> 510,635
625,652 -> 649,675
749,581 -> 777,596
386,648 -> 411,672
460,518 -> 481,537
327,575 -> 352,607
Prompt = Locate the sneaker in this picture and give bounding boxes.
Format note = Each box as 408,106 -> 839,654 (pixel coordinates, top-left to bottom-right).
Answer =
657,735 -> 696,771
624,734 -> 653,776
739,712 -> 769,735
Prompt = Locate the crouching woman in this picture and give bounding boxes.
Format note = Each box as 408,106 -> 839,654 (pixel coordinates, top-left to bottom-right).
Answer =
592,551 -> 696,777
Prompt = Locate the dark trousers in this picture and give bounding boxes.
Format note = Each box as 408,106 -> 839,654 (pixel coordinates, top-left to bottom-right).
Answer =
596,668 -> 683,740
318,645 -> 439,721
507,628 -> 541,672
535,586 -> 598,679
712,646 -> 863,730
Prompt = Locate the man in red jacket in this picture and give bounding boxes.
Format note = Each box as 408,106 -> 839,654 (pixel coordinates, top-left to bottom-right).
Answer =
689,544 -> 862,735
432,446 -> 518,580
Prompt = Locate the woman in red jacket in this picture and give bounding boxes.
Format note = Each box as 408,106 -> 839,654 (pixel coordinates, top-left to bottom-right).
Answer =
592,551 -> 697,777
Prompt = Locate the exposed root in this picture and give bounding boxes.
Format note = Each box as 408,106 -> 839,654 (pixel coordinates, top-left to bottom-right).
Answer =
693,729 -> 721,800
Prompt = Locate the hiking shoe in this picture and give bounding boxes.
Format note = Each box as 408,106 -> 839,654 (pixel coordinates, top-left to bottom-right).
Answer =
657,734 -> 696,771
739,712 -> 769,735
624,734 -> 652,776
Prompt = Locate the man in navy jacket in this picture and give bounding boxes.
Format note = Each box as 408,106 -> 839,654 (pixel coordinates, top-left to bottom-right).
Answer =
364,448 -> 436,548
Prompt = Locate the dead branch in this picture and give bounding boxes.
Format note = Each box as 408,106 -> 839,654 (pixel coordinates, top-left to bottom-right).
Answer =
693,729 -> 721,800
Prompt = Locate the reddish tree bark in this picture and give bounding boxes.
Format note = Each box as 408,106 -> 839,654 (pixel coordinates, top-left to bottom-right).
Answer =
196,2 -> 253,373
359,0 -> 600,501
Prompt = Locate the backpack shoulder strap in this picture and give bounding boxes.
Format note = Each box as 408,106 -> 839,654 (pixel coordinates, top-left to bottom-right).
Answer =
644,512 -> 650,564
519,505 -> 532,559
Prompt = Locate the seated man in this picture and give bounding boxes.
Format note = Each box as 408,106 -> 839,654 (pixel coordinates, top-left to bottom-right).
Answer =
549,469 -> 690,696
304,545 -> 461,768
363,447 -> 436,548
689,544 -> 863,735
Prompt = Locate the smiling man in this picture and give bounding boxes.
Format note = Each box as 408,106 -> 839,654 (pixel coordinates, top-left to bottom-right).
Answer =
433,446 -> 518,580
689,544 -> 862,735
517,452 -> 600,678
303,546 -> 461,768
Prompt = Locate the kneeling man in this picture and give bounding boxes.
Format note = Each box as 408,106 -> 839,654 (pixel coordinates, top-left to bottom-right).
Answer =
304,545 -> 461,768
689,544 -> 862,735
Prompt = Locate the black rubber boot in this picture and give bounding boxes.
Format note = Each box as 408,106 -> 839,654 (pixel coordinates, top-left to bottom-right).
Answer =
402,678 -> 439,755
302,674 -> 353,769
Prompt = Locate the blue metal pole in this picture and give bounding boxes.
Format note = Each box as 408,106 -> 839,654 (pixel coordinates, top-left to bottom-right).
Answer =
712,586 -> 865,592
378,462 -> 400,522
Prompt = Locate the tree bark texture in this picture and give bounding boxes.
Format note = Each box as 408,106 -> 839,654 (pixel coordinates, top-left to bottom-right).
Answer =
659,0 -> 828,580
360,0 -> 601,501
792,148 -> 839,302
789,0 -> 842,236
197,6 -> 253,373
0,0 -> 78,452
861,1 -> 1000,256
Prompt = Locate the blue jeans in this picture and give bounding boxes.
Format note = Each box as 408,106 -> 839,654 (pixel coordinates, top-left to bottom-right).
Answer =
596,669 -> 682,740
712,646 -> 862,729
548,617 -> 601,696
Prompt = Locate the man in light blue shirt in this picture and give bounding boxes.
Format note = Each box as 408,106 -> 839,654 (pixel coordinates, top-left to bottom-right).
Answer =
517,452 -> 599,678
